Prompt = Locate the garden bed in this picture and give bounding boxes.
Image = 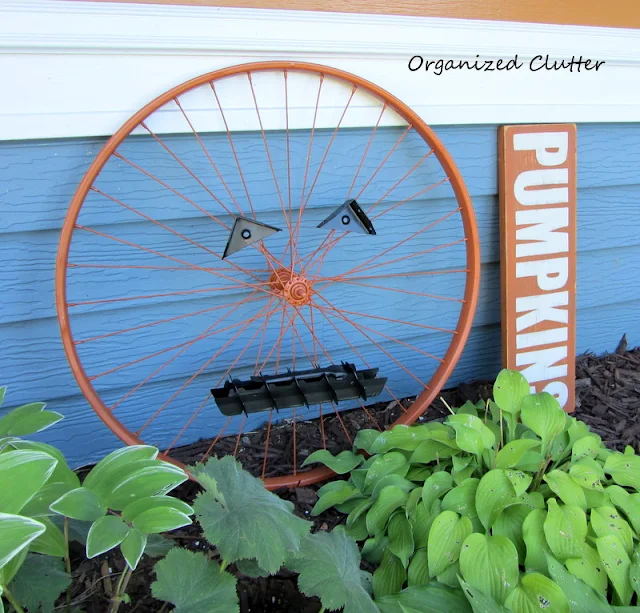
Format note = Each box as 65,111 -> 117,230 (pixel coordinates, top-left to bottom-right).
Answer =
65,340 -> 640,612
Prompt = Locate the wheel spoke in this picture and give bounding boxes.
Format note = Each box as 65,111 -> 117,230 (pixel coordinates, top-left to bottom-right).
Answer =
320,278 -> 463,303
165,393 -> 211,453
201,415 -> 232,462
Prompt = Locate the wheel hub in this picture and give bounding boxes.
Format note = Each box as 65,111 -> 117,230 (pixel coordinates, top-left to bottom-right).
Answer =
269,268 -> 314,306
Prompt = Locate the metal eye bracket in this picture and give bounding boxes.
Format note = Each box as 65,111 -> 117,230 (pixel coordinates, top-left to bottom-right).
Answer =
317,199 -> 377,235
222,216 -> 282,259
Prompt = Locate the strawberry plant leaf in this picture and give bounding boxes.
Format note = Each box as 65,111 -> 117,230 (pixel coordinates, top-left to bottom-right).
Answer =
302,449 -> 364,473
288,529 -> 378,613
152,548 -> 239,613
7,554 -> 70,613
192,456 -> 310,573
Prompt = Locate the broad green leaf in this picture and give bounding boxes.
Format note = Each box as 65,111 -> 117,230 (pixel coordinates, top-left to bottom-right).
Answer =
29,517 -> 66,557
544,470 -> 587,510
350,468 -> 368,492
302,449 -> 364,474
567,418 -> 594,447
427,511 -> 472,577
495,439 -> 541,469
410,441 -> 457,464
422,472 -> 453,511
121,495 -> 193,523
289,529 -> 378,613
8,554 -> 70,613
347,498 -> 374,528
346,515 -> 369,541
86,515 -> 130,558
370,425 -> 429,453
604,453 -> 640,491
446,414 -> 495,455
367,486 -> 409,536
549,431 -> 570,462
235,558 -> 270,578
493,369 -> 530,415
505,469 -> 532,497
458,579 -> 511,613
388,513 -> 414,568
406,486 -> 423,516
572,435 -> 603,462
607,486 -> 640,533
565,543 -> 607,595
513,449 -> 545,472
0,402 -> 63,437
106,460 -> 188,510
0,386 -> 5,406
493,504 -> 532,565
144,533 -> 174,558
504,572 -> 569,613
354,429 -> 381,453
570,459 -> 605,490
50,486 -> 107,522
475,469 -> 516,530
377,583 -> 473,613
520,392 -> 567,452
120,528 -> 147,570
364,452 -> 409,493
584,488 -> 610,509
441,479 -> 479,518
83,445 -> 159,497
6,440 -> 79,487
436,561 -> 460,588
596,535 -> 633,605
407,549 -> 429,587
523,509 -> 550,573
152,548 -> 239,613
374,550 -> 406,598
312,484 -> 360,515
133,507 -> 192,534
0,450 -> 58,514
543,500 -> 587,561
631,546 -> 640,599
362,534 -> 389,565
591,506 -> 633,555
0,513 -> 46,567
546,554 -> 614,613
20,481 -> 76,517
0,548 -> 27,586
459,533 -> 519,604
409,501 -> 437,549
192,457 -> 310,573
406,465 -> 431,482
371,475 -> 416,499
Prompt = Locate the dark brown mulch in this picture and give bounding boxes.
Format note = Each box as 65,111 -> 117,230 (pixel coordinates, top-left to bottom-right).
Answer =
60,340 -> 639,613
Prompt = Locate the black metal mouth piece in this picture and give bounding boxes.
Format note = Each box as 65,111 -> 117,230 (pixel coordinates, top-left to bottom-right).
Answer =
211,362 -> 387,416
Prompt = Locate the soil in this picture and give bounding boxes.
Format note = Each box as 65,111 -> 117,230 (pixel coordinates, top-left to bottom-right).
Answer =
58,338 -> 639,613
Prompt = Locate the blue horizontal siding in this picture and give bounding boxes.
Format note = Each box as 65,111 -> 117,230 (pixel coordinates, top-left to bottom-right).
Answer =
1,123 -> 639,467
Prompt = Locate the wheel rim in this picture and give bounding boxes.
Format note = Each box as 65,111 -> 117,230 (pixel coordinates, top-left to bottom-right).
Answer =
56,61 -> 481,489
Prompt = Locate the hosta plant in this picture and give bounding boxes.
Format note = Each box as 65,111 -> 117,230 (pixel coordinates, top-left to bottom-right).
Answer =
307,369 -> 640,612
0,386 -> 192,613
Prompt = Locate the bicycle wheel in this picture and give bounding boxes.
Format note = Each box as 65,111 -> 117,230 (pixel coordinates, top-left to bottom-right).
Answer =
56,61 -> 480,489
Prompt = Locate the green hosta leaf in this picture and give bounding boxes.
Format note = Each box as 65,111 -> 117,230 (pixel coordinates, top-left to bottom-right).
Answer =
83,445 -> 159,498
371,475 -> 415,499
29,517 -> 66,557
0,513 -> 46,567
152,548 -> 239,613
302,449 -> 364,474
445,414 -> 495,456
8,554 -> 70,613
120,528 -> 147,570
133,506 -> 192,534
546,555 -> 614,613
406,486 -> 423,516
572,435 -> 603,462
459,533 -> 519,604
543,500 -> 587,561
409,501 -> 437,549
0,450 -> 58,514
410,441 -> 457,464
428,511 -> 472,578
121,495 -> 193,523
371,425 -> 429,453
374,550 -> 406,598
604,453 -> 640,491
377,583 -> 473,613
441,479 -> 479,518
347,498 -> 374,528
565,543 -> 607,595
312,484 -> 360,515
549,431 -> 570,462
407,549 -> 429,587
388,513 -> 414,568
86,515 -> 129,558
406,465 -> 431,482
0,402 -> 63,437
193,457 -> 310,573
520,392 -> 567,453
591,506 -> 634,555
365,452 -> 410,493
106,460 -> 188,510
50,486 -> 107,522
289,530 -> 378,613
436,561 -> 460,588
354,429 -> 381,453
367,486 -> 409,536
475,469 -> 516,530
493,369 -> 530,415
607,486 -> 640,533
504,572 -> 569,613
631,545 -> 640,598
544,470 -> 587,510
522,506 -> 548,570
584,488 -> 610,509
493,504 -> 532,565
362,534 -> 389,565
596,535 -> 633,605
422,472 -> 453,512
346,515 -> 369,541
505,469 -> 532,497
458,579 -> 511,613
570,459 -> 605,491
350,468 -> 368,492
495,439 -> 541,469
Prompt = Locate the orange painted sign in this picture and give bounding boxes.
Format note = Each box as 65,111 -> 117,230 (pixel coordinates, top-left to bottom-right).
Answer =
499,124 -> 577,412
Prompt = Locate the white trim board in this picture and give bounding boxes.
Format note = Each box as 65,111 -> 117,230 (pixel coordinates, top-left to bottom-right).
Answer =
1,0 -> 640,140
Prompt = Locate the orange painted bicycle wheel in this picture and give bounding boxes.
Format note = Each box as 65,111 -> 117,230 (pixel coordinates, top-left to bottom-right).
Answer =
56,61 -> 480,489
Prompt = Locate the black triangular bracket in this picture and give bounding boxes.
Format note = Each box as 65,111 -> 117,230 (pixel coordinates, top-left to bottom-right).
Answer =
222,216 -> 281,259
317,199 -> 376,235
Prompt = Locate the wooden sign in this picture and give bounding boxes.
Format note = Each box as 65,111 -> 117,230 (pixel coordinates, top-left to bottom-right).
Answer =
499,124 -> 577,412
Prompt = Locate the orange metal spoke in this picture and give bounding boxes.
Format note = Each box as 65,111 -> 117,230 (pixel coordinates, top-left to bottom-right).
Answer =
262,409 -> 274,478
274,306 -> 287,374
284,70 -> 294,268
317,268 -> 470,284
75,295 -> 264,346
318,404 -> 327,449
233,415 -> 247,457
258,304 -> 299,374
321,278 -> 463,303
202,415 -> 232,462
369,177 -> 450,222
309,304 -> 318,365
358,399 -> 382,431
69,263 -> 267,274
330,401 -> 353,445
292,407 -> 297,476
165,393 -> 211,453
